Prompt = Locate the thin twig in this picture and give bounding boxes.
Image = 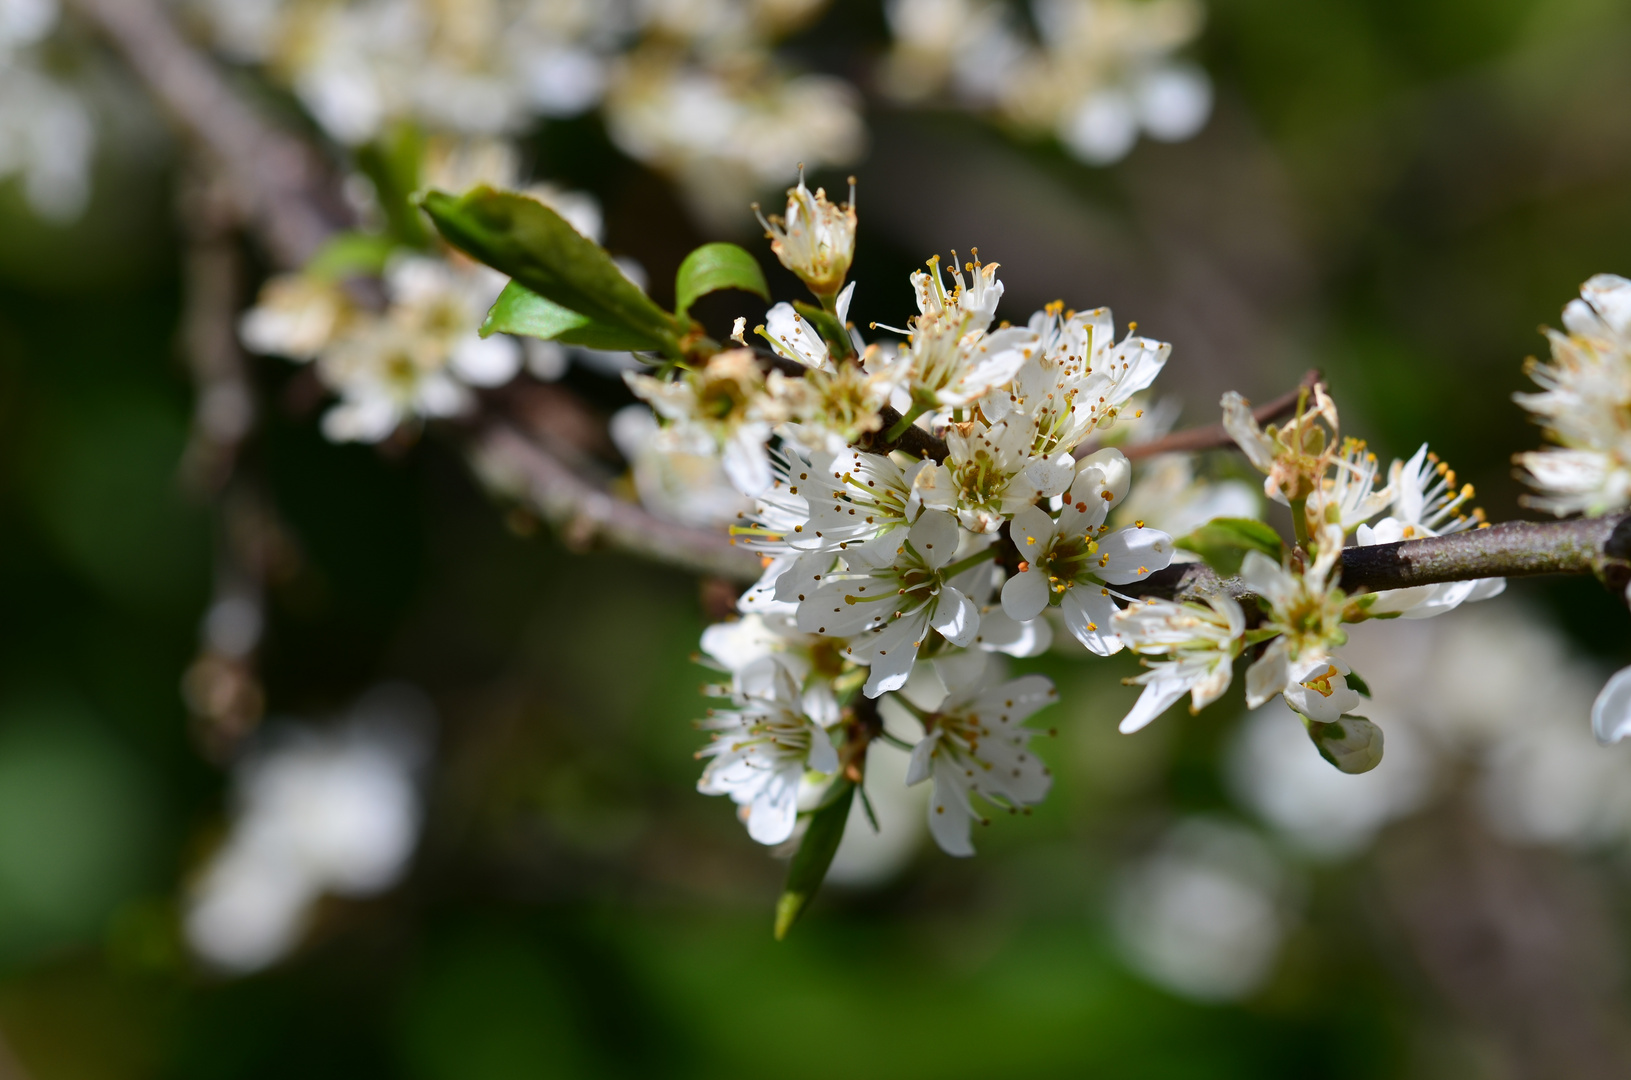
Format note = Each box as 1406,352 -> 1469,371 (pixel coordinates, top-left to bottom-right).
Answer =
1137,512 -> 1631,605
471,423 -> 765,582
1080,368 -> 1323,461
67,0 -> 339,268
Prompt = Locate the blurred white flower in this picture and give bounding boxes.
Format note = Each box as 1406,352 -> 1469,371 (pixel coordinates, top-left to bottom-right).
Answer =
604,53 -> 864,229
0,52 -> 94,221
884,0 -> 1211,166
608,404 -> 752,528
1113,452 -> 1258,540
185,685 -> 432,973
1113,817 -> 1290,1001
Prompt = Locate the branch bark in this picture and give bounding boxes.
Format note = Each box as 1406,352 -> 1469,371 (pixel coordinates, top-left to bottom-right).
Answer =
470,423 -> 765,582
1138,513 -> 1631,605
67,0 -> 340,268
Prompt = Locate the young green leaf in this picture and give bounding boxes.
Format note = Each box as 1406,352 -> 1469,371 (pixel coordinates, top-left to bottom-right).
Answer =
355,121 -> 431,247
1176,517 -> 1286,577
304,231 -> 399,280
480,280 -> 671,351
773,779 -> 854,941
792,300 -> 855,360
420,186 -> 683,354
674,242 -> 770,321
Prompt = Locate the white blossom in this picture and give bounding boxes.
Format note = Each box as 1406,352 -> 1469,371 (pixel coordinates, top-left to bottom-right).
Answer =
1001,451 -> 1175,655
905,654 -> 1055,856
1238,527 -> 1351,708
696,657 -> 839,845
796,511 -> 983,697
1513,274 -> 1631,516
626,348 -> 778,495
1357,444 -> 1504,618
754,173 -> 857,298
1113,594 -> 1245,733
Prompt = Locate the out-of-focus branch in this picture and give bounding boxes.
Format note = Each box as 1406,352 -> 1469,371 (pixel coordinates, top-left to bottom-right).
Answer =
471,423 -> 765,582
66,0 -> 338,268
1080,368 -> 1323,462
1138,512 -> 1631,604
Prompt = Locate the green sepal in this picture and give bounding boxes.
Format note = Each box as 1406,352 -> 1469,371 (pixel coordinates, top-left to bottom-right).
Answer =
355,121 -> 431,247
773,778 -> 854,941
480,280 -> 668,351
1176,517 -> 1286,577
304,231 -> 399,280
792,300 -> 855,360
1345,669 -> 1372,698
674,242 -> 769,321
420,186 -> 684,354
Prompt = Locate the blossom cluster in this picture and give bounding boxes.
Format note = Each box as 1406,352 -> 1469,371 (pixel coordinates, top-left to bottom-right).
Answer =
1513,274 -> 1631,518
1114,388 -> 1503,770
239,141 -> 597,443
883,0 -> 1212,164
183,0 -> 863,228
659,176 -> 1180,857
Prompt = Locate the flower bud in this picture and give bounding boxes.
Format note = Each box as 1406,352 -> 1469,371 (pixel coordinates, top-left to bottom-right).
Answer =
755,173 -> 857,300
1304,715 -> 1384,774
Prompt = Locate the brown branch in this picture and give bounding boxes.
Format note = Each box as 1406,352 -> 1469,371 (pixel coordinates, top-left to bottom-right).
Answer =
1137,512 -> 1631,605
67,0 -> 340,268
1078,368 -> 1323,462
470,422 -> 764,582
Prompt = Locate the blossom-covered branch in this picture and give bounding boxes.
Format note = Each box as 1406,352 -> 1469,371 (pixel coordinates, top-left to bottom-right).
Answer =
1140,512 -> 1631,603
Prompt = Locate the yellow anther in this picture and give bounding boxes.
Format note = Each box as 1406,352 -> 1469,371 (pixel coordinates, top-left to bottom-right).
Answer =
1301,665 -> 1339,698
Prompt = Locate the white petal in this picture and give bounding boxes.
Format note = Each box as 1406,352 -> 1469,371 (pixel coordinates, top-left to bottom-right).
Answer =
1062,588 -> 1124,656
975,607 -> 1053,657
1120,672 -> 1189,734
834,281 -> 856,325
908,510 -> 961,570
1094,526 -> 1175,585
1009,504 -> 1058,559
905,731 -> 939,786
450,333 -> 522,387
722,427 -> 772,496
1073,447 -> 1131,508
1244,637 -> 1290,708
746,775 -> 799,845
930,587 -> 980,648
807,723 -> 839,774
1001,568 -> 1050,622
1593,666 -> 1631,745
927,769 -> 976,857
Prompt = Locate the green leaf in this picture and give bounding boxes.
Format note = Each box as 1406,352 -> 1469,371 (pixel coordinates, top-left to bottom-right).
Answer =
1176,517 -> 1286,577
304,231 -> 399,280
674,242 -> 769,321
480,281 -> 665,351
792,301 -> 855,360
355,121 -> 431,247
773,779 -> 854,941
421,187 -> 683,354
